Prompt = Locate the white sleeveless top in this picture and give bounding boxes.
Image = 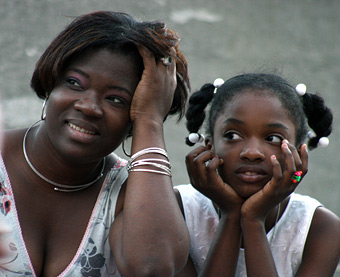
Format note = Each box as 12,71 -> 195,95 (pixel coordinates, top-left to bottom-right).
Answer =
0,153 -> 127,276
176,184 -> 322,276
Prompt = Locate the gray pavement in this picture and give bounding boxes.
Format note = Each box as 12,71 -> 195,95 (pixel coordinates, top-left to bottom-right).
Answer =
1,0 -> 340,274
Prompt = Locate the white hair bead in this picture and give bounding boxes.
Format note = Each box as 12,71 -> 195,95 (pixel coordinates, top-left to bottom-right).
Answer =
188,133 -> 204,144
213,78 -> 224,88
318,137 -> 329,148
295,83 -> 307,96
213,78 -> 224,94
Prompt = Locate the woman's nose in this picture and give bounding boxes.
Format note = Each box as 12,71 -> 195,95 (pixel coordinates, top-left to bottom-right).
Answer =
74,92 -> 104,118
239,139 -> 265,162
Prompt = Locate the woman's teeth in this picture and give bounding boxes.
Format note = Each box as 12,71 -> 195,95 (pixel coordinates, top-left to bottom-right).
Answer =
68,123 -> 95,135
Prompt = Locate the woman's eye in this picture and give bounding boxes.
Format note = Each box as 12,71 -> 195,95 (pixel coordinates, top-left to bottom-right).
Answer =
266,135 -> 283,143
224,132 -> 242,140
106,96 -> 125,104
66,78 -> 81,88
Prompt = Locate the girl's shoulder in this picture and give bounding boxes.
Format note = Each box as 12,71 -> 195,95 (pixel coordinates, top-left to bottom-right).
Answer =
298,205 -> 340,274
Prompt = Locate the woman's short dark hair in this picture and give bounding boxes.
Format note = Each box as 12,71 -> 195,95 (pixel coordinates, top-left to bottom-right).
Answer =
31,11 -> 190,118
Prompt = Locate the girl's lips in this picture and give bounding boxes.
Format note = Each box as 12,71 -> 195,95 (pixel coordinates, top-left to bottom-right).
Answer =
237,171 -> 267,183
235,166 -> 268,183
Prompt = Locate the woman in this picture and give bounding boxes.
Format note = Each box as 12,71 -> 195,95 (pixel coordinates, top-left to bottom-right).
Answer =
0,11 -> 190,276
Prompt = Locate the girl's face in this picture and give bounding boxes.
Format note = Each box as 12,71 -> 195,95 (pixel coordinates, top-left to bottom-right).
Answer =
210,90 -> 296,199
44,48 -> 141,162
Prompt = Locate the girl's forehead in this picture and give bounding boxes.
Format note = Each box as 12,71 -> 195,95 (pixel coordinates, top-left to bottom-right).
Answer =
219,92 -> 296,131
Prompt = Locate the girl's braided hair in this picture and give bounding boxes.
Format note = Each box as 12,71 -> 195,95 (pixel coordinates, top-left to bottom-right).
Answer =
185,73 -> 332,150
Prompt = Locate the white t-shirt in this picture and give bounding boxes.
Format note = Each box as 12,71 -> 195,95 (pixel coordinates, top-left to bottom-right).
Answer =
176,184 -> 322,276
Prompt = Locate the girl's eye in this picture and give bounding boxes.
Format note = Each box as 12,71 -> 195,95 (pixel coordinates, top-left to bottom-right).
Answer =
224,131 -> 242,141
266,135 -> 283,144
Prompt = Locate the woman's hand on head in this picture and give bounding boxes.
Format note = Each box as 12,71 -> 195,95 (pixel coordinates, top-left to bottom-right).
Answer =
242,140 -> 309,221
186,146 -> 244,214
129,45 -> 177,123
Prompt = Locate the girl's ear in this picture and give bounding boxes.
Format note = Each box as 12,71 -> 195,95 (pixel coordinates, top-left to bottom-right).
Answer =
205,136 -> 213,150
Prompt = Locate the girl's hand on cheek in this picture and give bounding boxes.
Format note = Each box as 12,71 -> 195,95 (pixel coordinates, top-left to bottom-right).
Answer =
130,45 -> 176,123
186,146 -> 244,214
241,141 -> 309,221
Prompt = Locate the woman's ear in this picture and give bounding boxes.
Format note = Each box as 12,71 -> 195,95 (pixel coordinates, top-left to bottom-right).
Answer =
205,136 -> 213,150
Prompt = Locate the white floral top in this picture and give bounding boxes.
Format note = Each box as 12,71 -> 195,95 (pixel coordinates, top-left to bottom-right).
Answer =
0,153 -> 127,276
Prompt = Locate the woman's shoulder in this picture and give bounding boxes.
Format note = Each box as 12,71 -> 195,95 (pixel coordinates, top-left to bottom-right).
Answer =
2,128 -> 25,149
1,129 -> 26,160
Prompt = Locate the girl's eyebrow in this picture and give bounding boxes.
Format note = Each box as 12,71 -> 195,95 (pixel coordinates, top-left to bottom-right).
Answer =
222,118 -> 244,125
267,123 -> 289,130
223,119 -> 289,130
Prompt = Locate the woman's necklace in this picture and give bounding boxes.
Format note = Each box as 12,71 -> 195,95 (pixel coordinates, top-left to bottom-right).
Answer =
23,120 -> 106,192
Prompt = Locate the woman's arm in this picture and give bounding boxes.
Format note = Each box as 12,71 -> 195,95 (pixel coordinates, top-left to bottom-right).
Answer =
110,46 -> 190,276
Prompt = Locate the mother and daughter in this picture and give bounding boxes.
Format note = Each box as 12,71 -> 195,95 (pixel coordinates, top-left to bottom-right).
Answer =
0,9 -> 339,277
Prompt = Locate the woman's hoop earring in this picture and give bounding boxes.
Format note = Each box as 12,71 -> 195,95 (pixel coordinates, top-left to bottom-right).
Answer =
41,98 -> 48,120
122,139 -> 131,157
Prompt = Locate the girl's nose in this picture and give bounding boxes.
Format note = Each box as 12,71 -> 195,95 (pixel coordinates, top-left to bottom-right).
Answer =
74,92 -> 104,118
239,139 -> 265,162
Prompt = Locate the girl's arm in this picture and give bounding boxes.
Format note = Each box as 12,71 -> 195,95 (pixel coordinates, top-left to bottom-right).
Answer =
198,212 -> 242,277
178,146 -> 244,276
296,207 -> 340,276
240,141 -> 308,276
110,46 -> 190,276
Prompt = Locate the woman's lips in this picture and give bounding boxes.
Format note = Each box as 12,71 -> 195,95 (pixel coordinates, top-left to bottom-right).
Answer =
68,122 -> 95,135
66,122 -> 99,143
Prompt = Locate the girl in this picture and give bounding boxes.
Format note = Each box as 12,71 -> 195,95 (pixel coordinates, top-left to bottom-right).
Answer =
175,73 -> 340,276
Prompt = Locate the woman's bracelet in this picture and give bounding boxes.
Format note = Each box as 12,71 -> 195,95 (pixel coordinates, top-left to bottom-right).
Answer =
127,147 -> 171,176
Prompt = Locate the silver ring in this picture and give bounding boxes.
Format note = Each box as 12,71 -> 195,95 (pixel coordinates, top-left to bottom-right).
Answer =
160,56 -> 172,66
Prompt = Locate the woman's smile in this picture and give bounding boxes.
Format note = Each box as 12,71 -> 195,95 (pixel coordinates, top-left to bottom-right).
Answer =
68,122 -> 96,135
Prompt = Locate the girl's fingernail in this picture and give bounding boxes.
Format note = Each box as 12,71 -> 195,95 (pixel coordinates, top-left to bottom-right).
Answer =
282,139 -> 289,144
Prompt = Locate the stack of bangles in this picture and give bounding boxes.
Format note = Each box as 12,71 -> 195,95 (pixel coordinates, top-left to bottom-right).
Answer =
127,147 -> 171,177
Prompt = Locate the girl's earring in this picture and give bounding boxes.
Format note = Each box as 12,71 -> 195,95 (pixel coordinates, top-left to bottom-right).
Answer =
41,98 -> 48,120
122,138 -> 131,157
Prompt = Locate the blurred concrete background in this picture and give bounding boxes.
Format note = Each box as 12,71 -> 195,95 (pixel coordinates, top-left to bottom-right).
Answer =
0,0 -> 340,264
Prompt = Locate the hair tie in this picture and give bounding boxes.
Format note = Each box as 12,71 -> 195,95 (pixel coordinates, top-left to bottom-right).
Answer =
295,83 -> 307,96
308,130 -> 329,148
213,78 -> 224,94
188,133 -> 205,144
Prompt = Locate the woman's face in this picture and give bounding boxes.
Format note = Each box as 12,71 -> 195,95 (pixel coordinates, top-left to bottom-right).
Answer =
44,48 -> 141,162
211,90 -> 296,199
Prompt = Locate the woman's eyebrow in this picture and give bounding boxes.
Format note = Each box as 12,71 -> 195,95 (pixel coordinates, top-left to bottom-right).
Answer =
67,68 -> 90,79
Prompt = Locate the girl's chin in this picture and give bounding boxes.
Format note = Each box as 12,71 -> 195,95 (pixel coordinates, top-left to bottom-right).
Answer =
233,185 -> 264,199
